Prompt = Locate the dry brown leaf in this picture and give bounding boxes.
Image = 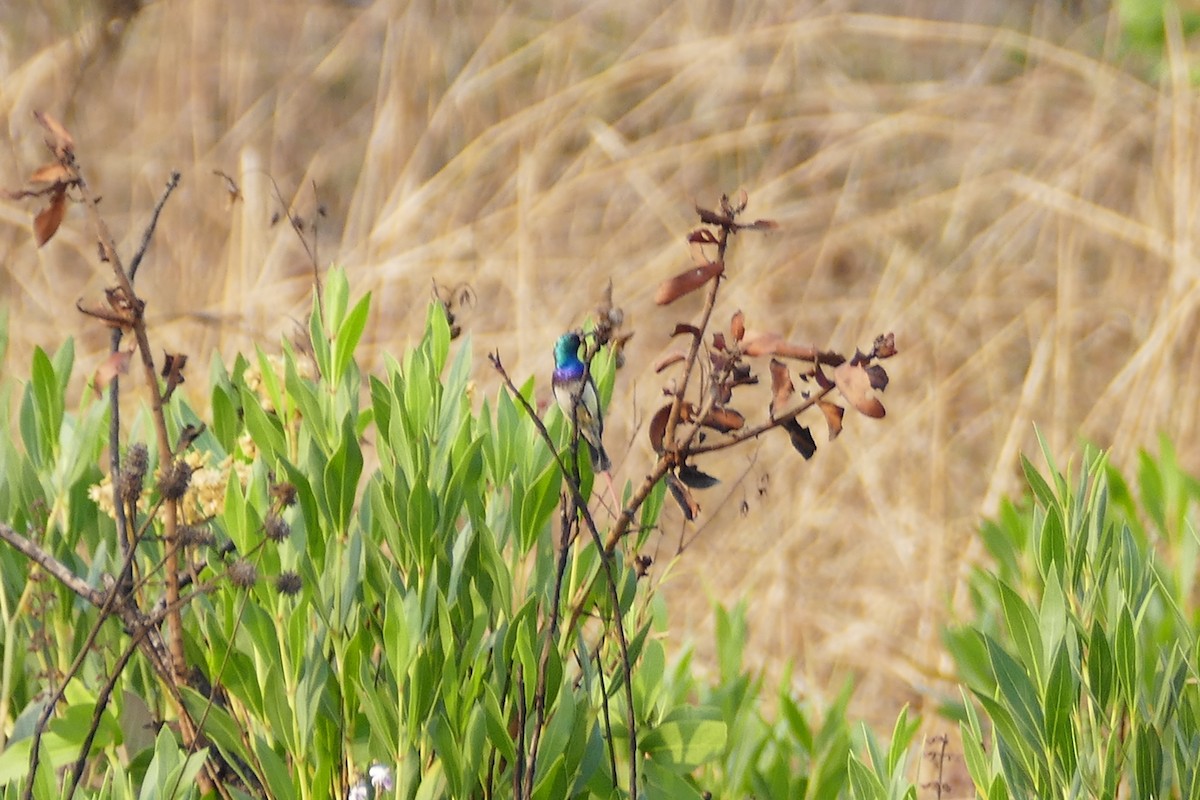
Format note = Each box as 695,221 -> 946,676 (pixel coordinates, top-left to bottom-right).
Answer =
702,407 -> 745,433
696,206 -> 734,227
33,110 -> 74,159
834,362 -> 886,418
741,329 -> 783,357
654,261 -> 723,305
666,473 -> 700,520
177,423 -> 205,451
728,188 -> 749,215
771,341 -> 821,360
818,400 -> 844,440
866,364 -> 889,391
814,365 -> 834,390
648,404 -> 673,453
782,418 -> 817,459
93,349 -> 134,392
730,310 -> 745,342
76,298 -> 133,329
678,463 -> 720,489
162,352 -> 189,401
34,190 -> 67,247
653,352 -> 686,373
873,332 -> 897,358
30,163 -> 71,184
768,358 -> 794,417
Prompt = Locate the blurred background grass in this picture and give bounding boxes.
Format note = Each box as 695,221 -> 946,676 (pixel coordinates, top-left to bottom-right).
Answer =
3,0 -> 1198,735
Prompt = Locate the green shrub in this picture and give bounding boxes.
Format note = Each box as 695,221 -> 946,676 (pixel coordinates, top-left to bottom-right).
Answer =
2,118 -> 905,799
0,274 -> 905,798
940,439 -> 1200,798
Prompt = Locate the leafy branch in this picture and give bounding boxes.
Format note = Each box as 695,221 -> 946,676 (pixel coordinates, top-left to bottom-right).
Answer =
0,112 -> 240,796
493,189 -> 899,798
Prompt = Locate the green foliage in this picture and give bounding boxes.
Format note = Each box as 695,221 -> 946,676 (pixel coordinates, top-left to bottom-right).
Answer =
19,264 -> 1200,800
1117,0 -> 1200,78
21,262 -> 1200,800
0,268 -> 904,799
945,435 -> 1200,798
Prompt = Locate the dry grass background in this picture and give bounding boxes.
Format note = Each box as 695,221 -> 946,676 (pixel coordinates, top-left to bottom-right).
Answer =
3,0 -> 1200,748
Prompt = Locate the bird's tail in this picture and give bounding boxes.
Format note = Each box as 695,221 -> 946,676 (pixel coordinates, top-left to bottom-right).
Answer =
585,440 -> 612,473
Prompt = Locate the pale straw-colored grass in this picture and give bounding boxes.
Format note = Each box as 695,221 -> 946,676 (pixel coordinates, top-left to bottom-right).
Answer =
3,1 -> 1198,735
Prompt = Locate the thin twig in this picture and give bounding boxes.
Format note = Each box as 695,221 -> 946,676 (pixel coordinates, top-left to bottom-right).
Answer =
662,225 -> 730,452
128,171 -> 181,281
265,173 -> 323,317
64,624 -> 148,796
0,525 -> 105,604
513,666 -> 526,799
489,355 -> 639,796
522,498 -> 574,796
686,386 -> 836,456
592,642 -> 619,790
67,154 -> 187,682
109,172 -> 180,593
10,510 -> 155,799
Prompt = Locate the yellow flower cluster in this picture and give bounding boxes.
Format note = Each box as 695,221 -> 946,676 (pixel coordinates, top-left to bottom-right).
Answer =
243,353 -> 317,413
89,448 -> 254,526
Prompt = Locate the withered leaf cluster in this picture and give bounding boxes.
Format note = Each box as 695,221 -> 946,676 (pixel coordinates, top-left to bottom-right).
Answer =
650,191 -> 897,520
3,112 -> 80,247
9,112 -> 193,401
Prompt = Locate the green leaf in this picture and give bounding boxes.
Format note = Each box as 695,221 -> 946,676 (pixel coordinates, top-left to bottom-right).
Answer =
945,625 -> 994,693
430,714 -> 465,798
1038,506 -> 1067,584
982,634 -> 1044,762
332,290 -> 371,384
179,687 -> 256,783
482,682 -> 515,763
1039,569 -> 1067,668
640,711 -> 727,773
324,414 -> 363,534
285,355 -> 329,455
887,705 -> 919,774
847,751 -> 887,799
997,578 -> 1044,685
210,380 -> 240,452
310,289 -> 332,382
240,385 -> 287,463
960,703 -> 993,796
640,758 -> 705,800
1087,619 -> 1114,708
324,266 -> 350,334
1022,454 -> 1057,510
30,346 -> 63,462
1115,602 -> 1138,709
1137,449 -> 1166,534
1134,723 -> 1164,798
1043,640 -> 1077,776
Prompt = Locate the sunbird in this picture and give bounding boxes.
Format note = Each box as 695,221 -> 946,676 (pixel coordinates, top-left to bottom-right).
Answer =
552,332 -> 611,472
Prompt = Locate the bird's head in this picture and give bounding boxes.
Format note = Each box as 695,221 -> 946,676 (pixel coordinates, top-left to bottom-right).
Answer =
553,332 -> 583,367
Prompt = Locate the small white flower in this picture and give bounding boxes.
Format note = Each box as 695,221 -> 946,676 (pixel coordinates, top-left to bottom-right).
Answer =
369,763 -> 394,791
347,782 -> 369,800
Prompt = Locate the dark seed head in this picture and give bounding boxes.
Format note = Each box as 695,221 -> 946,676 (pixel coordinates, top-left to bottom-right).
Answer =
227,559 -> 258,589
264,514 -> 290,543
159,458 -> 193,501
179,524 -> 215,548
275,571 -> 303,596
270,481 -> 298,509
120,443 -> 149,505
